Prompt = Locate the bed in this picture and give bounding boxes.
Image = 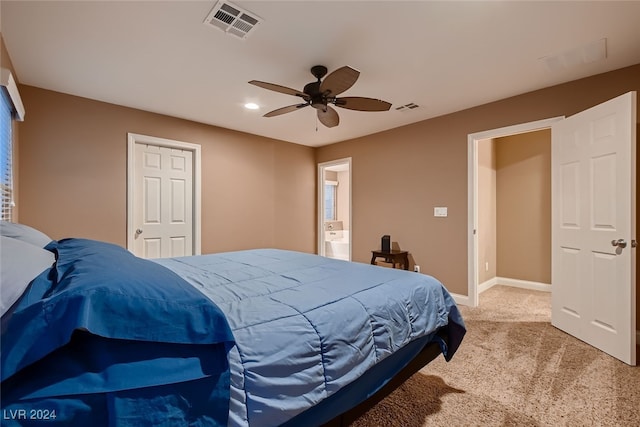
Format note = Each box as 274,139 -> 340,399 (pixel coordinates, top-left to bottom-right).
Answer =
1,222 -> 465,426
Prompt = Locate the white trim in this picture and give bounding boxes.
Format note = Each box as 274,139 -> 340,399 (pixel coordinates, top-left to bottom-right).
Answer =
467,137 -> 478,306
478,277 -> 551,294
450,292 -> 472,307
127,133 -> 202,255
455,277 -> 551,306
317,158 -> 352,259
493,277 -> 551,292
467,117 -> 564,307
0,69 -> 25,121
478,277 -> 499,293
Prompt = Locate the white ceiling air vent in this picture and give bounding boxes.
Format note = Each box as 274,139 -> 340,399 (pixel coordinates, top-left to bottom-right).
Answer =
203,1 -> 262,40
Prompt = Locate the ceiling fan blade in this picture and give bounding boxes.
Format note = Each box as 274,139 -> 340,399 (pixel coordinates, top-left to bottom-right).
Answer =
317,105 -> 339,128
249,80 -> 308,99
263,103 -> 308,117
334,96 -> 392,112
320,66 -> 360,96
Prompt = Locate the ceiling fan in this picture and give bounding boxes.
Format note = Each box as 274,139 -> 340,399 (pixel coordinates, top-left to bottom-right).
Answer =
248,65 -> 392,128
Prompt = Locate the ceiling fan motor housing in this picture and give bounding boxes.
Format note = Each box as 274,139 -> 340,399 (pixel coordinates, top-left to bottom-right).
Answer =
303,81 -> 329,109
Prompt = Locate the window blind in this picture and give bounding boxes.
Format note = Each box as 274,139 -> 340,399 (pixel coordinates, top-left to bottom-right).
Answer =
1,89 -> 13,221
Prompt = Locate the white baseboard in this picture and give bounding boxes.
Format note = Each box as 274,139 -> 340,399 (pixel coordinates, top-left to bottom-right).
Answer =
450,292 -> 472,307
480,277 -> 551,293
478,277 -> 499,293
455,277 -> 550,307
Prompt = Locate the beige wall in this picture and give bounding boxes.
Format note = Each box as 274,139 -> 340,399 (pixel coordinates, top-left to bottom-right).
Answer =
317,64 -> 640,307
496,130 -> 551,283
478,130 -> 552,286
16,85 -> 316,254
477,138 -> 497,284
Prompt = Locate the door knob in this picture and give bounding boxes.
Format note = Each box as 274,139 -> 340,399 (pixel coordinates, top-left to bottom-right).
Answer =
611,239 -> 627,248
135,228 -> 143,235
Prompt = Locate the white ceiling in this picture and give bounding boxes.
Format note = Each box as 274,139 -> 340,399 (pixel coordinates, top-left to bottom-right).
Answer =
2,1 -> 639,147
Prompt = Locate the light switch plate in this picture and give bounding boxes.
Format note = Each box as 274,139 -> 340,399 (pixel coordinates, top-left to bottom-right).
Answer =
434,207 -> 448,217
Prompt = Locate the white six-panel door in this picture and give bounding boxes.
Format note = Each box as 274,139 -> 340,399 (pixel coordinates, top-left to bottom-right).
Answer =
127,133 -> 201,259
134,144 -> 192,258
551,92 -> 636,365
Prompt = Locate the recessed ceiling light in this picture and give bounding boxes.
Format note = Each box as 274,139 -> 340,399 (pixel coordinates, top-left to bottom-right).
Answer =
244,102 -> 259,110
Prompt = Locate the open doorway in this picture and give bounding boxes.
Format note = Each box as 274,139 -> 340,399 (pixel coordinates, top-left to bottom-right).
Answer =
318,158 -> 352,261
467,118 -> 562,307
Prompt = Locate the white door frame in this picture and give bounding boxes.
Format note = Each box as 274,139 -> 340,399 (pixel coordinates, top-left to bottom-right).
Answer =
466,117 -> 563,307
127,133 -> 202,255
317,157 -> 352,259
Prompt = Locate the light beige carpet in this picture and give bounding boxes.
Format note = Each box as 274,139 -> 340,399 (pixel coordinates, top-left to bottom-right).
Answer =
352,285 -> 640,426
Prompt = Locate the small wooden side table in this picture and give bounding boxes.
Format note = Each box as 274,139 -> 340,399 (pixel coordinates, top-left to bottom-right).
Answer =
370,250 -> 409,270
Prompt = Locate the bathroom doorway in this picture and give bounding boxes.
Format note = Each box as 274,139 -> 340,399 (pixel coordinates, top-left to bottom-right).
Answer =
318,158 -> 352,261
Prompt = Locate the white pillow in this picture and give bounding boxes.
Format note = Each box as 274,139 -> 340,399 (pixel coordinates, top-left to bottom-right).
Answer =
1,236 -> 55,317
0,221 -> 53,248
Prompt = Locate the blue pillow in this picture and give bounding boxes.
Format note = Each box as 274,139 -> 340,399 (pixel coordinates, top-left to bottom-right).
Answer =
2,238 -> 234,382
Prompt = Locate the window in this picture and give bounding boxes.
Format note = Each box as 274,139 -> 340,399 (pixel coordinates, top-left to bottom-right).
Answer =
324,181 -> 337,221
0,90 -> 13,221
1,69 -> 25,222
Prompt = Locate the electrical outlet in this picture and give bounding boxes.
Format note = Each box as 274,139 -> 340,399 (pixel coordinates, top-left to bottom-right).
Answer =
414,265 -> 420,273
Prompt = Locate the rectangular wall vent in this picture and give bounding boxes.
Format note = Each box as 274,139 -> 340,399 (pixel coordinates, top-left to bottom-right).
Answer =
540,38 -> 607,72
395,103 -> 420,112
203,1 -> 262,39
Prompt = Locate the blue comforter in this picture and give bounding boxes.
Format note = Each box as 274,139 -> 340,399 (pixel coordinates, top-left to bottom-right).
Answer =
1,239 -> 464,427
155,249 -> 465,427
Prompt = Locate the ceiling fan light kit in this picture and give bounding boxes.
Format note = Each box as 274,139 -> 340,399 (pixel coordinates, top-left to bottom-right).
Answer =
249,65 -> 391,128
